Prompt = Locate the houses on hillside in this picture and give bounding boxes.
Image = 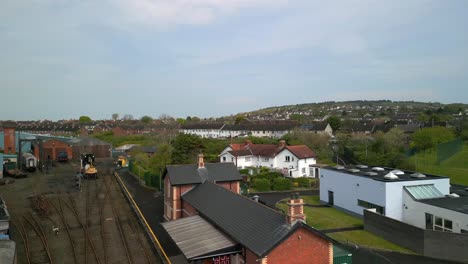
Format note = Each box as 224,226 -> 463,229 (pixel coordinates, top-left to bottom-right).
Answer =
219,140 -> 319,178
162,155 -> 343,263
12,120 -> 177,137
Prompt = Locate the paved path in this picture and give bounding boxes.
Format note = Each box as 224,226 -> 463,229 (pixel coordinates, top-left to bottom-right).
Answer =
116,169 -> 187,263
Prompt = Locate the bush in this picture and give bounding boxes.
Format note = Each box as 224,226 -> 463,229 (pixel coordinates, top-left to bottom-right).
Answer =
294,177 -> 310,188
239,168 -> 249,175
272,177 -> 292,191
252,178 -> 271,192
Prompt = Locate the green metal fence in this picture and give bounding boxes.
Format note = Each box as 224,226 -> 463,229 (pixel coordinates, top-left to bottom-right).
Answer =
437,138 -> 463,164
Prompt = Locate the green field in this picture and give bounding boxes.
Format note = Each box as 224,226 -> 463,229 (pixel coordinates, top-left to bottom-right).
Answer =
409,144 -> 468,185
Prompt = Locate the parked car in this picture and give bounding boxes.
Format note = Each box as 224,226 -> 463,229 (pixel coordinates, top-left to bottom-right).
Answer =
57,151 -> 68,162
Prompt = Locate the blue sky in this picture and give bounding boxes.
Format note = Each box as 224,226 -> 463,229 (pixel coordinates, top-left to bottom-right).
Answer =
1,0 -> 467,121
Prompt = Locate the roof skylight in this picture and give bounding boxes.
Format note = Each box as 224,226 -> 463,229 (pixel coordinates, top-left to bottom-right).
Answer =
405,184 -> 444,200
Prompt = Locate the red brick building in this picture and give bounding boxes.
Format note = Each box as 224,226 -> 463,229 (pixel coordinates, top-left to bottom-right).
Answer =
163,154 -> 241,221
162,156 -> 335,264
2,122 -> 17,154
38,139 -> 73,161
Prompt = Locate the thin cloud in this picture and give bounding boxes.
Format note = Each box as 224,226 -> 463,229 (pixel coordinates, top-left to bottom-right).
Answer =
113,0 -> 287,29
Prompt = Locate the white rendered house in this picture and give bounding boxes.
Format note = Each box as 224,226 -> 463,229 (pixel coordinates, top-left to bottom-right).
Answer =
219,140 -> 319,178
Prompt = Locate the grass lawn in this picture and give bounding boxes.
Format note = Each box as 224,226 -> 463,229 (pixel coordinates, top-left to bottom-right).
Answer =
277,196 -> 362,230
409,144 -> 468,186
328,230 -> 413,254
277,196 -> 413,254
302,195 -> 321,205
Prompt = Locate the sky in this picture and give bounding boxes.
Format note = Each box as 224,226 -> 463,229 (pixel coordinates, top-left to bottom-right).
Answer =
1,0 -> 468,121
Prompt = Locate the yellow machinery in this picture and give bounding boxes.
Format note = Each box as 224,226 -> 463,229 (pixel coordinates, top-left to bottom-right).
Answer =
116,155 -> 128,169
81,154 -> 98,179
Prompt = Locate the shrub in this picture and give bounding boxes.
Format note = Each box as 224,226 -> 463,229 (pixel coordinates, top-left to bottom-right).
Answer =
294,177 -> 310,188
272,177 -> 292,191
239,169 -> 249,175
252,178 -> 270,192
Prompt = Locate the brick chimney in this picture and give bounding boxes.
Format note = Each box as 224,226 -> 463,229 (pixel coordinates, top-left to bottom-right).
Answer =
287,192 -> 306,225
278,140 -> 286,149
198,153 -> 205,168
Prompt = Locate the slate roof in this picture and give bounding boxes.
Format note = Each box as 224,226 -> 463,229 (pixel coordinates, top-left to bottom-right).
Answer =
164,162 -> 242,185
69,137 -> 110,146
227,143 -> 316,159
182,181 -> 332,257
181,123 -> 225,130
418,185 -> 468,214
301,122 -> 329,131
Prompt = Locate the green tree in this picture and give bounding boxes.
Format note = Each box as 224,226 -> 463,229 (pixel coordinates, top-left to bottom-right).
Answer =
79,116 -> 92,123
141,115 -> 153,124
176,118 -> 186,125
148,143 -> 172,190
171,133 -> 204,164
326,116 -> 341,131
235,115 -> 247,124
412,127 -> 455,150
112,113 -> 119,121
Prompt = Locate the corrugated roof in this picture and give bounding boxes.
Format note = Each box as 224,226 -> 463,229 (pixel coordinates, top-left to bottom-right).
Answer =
161,215 -> 237,260
182,181 -> 330,257
165,163 -> 242,185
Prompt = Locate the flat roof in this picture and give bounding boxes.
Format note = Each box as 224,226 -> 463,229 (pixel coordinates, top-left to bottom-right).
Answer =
323,165 -> 449,182
418,185 -> 468,214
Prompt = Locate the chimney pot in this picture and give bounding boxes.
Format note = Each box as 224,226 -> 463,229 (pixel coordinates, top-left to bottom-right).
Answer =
252,195 -> 259,202
279,140 -> 286,148
198,153 -> 205,168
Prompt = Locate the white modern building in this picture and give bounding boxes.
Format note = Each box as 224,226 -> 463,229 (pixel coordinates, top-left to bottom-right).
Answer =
219,140 -> 319,178
320,165 -> 468,234
402,185 -> 468,233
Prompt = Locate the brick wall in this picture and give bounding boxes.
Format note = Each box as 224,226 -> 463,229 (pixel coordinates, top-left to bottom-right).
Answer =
245,249 -> 259,264
266,227 -> 330,264
3,128 -> 15,154
42,139 -> 73,160
217,181 -> 241,194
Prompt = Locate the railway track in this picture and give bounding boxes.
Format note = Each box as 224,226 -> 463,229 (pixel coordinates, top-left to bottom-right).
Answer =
6,161 -> 160,264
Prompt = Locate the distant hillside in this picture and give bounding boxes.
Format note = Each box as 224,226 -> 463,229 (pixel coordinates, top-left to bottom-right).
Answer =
229,100 -> 468,122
